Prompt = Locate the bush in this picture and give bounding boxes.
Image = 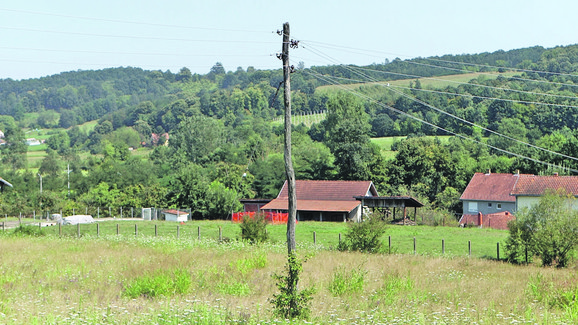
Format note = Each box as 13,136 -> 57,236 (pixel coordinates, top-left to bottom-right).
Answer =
338,217 -> 387,253
270,252 -> 315,320
328,265 -> 366,296
506,190 -> 578,267
239,214 -> 269,244
123,269 -> 191,298
11,225 -> 45,237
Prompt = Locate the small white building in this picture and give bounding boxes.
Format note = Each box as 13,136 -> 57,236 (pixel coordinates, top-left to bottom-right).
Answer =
162,209 -> 189,222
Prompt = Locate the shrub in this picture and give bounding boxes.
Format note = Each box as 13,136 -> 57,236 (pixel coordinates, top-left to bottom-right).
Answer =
506,189 -> 578,267
11,225 -> 45,237
123,269 -> 191,298
328,265 -> 366,296
338,217 -> 387,253
270,252 -> 315,320
239,213 -> 269,244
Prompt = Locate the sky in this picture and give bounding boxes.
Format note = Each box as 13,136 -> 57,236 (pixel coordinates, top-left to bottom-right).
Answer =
1,0 -> 577,80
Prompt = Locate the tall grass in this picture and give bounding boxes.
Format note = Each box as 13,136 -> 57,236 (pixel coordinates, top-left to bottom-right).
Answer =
0,234 -> 577,324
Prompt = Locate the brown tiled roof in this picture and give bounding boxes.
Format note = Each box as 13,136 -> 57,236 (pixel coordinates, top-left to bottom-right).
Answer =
459,211 -> 515,230
511,175 -> 578,196
261,180 -> 377,213
460,173 -> 524,202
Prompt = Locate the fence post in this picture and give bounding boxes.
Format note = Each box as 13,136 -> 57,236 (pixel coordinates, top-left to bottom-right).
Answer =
389,235 -> 391,254
219,226 -> 222,241
177,225 -> 180,238
135,224 -> 138,237
155,224 -> 158,237
198,226 -> 201,240
497,242 -> 500,260
97,207 -> 100,219
34,210 -> 36,220
39,221 -> 41,231
117,224 -> 119,235
97,223 -> 100,237
313,231 -> 316,244
59,223 -> 62,236
121,207 -> 123,218
131,207 -> 134,218
339,233 -> 341,244
86,207 -> 88,215
2,222 -> 4,231
442,239 -> 445,255
468,240 -> 471,256
77,223 -> 80,238
413,237 -> 416,255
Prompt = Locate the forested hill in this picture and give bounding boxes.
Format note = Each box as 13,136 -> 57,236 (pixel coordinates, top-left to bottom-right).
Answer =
1,44 -> 577,130
2,44 -> 578,220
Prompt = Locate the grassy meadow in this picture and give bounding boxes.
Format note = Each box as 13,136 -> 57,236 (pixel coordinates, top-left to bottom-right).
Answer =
1,220 -> 578,324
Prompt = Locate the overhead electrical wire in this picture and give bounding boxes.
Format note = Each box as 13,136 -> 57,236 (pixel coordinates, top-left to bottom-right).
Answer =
402,60 -> 578,90
301,39 -> 578,81
304,69 -> 578,174
0,26 -> 277,44
300,42 -> 578,173
0,8 -> 270,34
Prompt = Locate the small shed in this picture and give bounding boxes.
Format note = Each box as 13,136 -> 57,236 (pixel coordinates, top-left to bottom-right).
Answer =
240,199 -> 272,213
162,209 -> 189,222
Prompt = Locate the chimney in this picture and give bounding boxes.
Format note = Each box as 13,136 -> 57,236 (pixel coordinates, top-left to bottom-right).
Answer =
515,170 -> 520,175
553,172 -> 559,176
478,212 -> 483,228
486,169 -> 491,175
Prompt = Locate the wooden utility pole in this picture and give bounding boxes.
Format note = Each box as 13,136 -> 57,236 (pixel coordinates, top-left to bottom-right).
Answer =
282,22 -> 297,254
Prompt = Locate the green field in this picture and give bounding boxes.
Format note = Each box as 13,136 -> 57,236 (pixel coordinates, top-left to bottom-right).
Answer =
316,71 -> 518,93
13,219 -> 508,259
0,220 -> 575,324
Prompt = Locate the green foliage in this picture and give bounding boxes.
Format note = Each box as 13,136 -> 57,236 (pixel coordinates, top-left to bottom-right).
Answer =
506,190 -> 578,267
239,214 -> 269,244
371,273 -> 415,305
338,217 -> 387,253
11,225 -> 45,237
123,269 -> 191,298
328,265 -> 366,296
270,253 -> 315,320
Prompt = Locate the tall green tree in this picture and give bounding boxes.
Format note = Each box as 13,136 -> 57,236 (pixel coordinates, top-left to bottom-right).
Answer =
324,92 -> 373,180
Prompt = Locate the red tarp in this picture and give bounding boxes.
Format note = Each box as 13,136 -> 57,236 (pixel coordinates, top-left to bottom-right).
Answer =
231,211 -> 293,224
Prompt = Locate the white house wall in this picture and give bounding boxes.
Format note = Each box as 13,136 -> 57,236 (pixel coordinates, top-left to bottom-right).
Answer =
517,196 -> 578,212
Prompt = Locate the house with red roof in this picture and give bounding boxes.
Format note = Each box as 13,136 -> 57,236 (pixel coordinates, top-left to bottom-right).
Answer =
459,171 -> 522,216
459,171 -> 578,229
261,180 -> 379,222
511,173 -> 578,211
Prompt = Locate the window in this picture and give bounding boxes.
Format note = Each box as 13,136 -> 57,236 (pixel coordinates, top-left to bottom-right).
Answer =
468,202 -> 478,212
497,203 -> 502,210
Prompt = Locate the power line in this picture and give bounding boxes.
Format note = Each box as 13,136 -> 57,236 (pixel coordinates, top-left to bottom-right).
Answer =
304,69 -> 578,174
299,44 -> 578,173
344,62 -> 578,163
0,8 -> 269,34
300,39 -> 578,80
403,60 -> 578,89
0,46 -> 271,58
0,26 -> 278,44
